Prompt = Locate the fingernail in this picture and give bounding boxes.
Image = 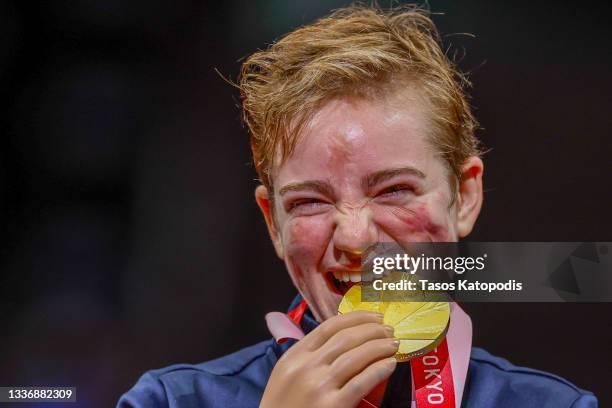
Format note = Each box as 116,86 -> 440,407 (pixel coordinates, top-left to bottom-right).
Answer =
386,357 -> 398,369
383,325 -> 394,336
373,312 -> 384,321
391,339 -> 400,348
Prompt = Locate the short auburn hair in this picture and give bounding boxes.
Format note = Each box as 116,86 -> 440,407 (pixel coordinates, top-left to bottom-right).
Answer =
239,4 -> 481,191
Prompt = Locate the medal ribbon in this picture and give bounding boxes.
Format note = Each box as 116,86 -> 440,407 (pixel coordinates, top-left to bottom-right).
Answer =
411,338 -> 455,408
287,299 -> 308,323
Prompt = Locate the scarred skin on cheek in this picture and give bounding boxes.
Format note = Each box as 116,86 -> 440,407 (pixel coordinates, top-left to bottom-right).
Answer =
376,202 -> 454,243
284,217 -> 332,278
393,204 -> 442,237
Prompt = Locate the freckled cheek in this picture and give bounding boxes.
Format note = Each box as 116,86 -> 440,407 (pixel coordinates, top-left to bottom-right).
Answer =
371,203 -> 453,242
282,216 -> 334,271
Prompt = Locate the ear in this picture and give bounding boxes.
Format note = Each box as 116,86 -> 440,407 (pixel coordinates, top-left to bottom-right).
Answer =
255,185 -> 284,259
456,156 -> 484,238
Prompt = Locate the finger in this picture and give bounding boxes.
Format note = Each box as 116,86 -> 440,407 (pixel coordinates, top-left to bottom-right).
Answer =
336,357 -> 397,406
330,338 -> 399,386
298,311 -> 384,351
316,322 -> 394,364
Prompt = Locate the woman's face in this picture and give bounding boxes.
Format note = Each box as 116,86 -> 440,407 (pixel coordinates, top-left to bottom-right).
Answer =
257,93 -> 483,321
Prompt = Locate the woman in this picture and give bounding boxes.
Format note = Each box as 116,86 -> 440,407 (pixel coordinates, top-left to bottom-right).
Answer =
118,5 -> 596,407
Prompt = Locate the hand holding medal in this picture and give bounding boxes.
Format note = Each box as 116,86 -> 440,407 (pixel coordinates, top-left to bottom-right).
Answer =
338,281 -> 450,362
260,310 -> 400,408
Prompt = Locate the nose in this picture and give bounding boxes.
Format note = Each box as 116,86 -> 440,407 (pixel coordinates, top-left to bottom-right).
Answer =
333,206 -> 378,263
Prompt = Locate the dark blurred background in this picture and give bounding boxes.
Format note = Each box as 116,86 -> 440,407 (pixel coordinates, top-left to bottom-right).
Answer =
0,1 -> 610,407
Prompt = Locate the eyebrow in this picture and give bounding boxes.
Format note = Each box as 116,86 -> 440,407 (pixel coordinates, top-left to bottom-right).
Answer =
278,180 -> 335,197
365,166 -> 426,191
278,166 -> 426,197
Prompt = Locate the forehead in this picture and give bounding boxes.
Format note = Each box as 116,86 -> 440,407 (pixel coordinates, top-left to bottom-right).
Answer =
272,93 -> 442,189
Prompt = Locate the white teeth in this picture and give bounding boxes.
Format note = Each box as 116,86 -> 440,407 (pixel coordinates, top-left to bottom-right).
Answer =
331,271 -> 368,283
349,272 -> 361,283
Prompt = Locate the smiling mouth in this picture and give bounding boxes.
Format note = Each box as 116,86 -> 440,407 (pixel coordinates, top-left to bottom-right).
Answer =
324,244 -> 399,295
326,270 -> 384,295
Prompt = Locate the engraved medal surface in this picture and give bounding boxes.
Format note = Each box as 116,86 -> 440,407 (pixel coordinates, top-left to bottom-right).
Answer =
338,283 -> 450,362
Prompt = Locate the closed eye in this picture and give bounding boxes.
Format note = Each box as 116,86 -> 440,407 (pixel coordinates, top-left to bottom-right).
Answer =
375,184 -> 415,202
377,184 -> 415,198
285,198 -> 331,214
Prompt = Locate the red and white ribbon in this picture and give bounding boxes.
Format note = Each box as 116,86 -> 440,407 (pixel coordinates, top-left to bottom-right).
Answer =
266,301 -> 472,408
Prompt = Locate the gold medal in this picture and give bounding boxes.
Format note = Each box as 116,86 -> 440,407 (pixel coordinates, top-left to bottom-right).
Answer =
338,284 -> 450,362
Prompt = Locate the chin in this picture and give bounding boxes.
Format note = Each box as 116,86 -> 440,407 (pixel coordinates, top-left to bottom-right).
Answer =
301,272 -> 353,322
310,291 -> 343,321
291,262 -> 364,321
